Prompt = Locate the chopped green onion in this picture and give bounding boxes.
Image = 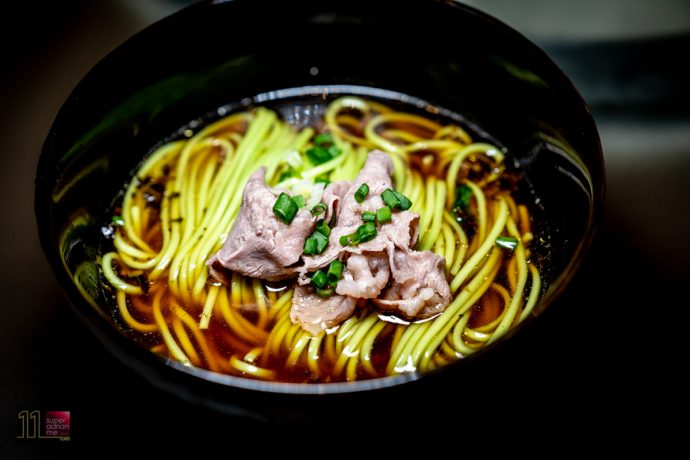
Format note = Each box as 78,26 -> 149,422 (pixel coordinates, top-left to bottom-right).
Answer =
381,188 -> 412,211
356,222 -> 377,243
392,190 -> 412,210
381,189 -> 400,209
272,192 -> 298,224
327,259 -> 345,285
306,146 -> 332,165
307,133 -> 341,166
311,270 -> 328,289
453,185 -> 473,211
362,211 -> 376,222
315,175 -> 331,186
315,287 -> 334,297
496,236 -> 519,251
292,195 -> 305,208
327,145 -> 341,157
315,219 -> 331,237
278,169 -> 296,183
339,233 -> 359,246
311,230 -> 329,254
376,206 -> 392,223
303,237 -> 316,256
311,202 -> 327,216
111,215 -> 124,226
354,183 -> 369,203
314,133 -> 334,146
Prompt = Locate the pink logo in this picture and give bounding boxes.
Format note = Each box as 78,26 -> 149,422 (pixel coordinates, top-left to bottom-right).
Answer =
43,411 -> 70,439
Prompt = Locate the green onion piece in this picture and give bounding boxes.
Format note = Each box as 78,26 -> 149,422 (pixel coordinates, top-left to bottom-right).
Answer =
311,230 -> 329,254
314,287 -> 334,297
311,270 -> 328,289
327,259 -> 345,285
453,185 -> 473,211
314,133 -> 333,146
111,215 -> 124,226
292,195 -> 305,208
327,145 -> 341,158
381,189 -> 400,209
315,175 -> 331,186
362,211 -> 376,222
354,183 -> 369,203
356,222 -> 377,243
376,206 -> 392,223
306,146 -> 333,165
272,192 -> 298,224
303,237 -> 316,256
278,169 -> 296,183
381,188 -> 412,211
311,202 -> 327,216
495,236 -> 519,251
307,132 -> 341,166
392,190 -> 412,210
339,233 -> 359,246
315,219 -> 331,237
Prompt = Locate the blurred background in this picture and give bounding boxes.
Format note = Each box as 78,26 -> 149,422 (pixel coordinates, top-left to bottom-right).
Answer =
2,0 -> 687,453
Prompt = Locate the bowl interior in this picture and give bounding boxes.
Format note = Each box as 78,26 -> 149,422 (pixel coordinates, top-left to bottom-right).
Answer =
36,0 -> 603,409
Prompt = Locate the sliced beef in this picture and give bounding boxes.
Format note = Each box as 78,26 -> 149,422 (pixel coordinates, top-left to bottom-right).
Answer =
321,180 -> 351,224
207,167 -> 315,282
209,150 -> 452,334
374,249 -> 451,318
335,252 -> 390,299
290,284 -> 357,335
298,151 -> 418,278
336,150 -> 394,227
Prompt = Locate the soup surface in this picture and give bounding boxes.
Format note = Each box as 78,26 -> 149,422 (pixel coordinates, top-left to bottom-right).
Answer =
100,87 -> 546,383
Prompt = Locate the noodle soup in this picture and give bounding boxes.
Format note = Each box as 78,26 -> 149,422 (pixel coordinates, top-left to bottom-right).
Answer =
100,91 -> 545,383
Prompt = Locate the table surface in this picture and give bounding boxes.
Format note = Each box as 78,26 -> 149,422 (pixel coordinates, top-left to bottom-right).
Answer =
2,1 -> 687,453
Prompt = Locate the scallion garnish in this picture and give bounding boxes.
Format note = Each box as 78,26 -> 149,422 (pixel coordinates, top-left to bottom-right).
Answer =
303,237 -> 317,255
111,215 -> 124,226
306,133 -> 341,166
306,146 -> 333,165
315,219 -> 331,237
304,227 -> 329,256
315,175 -> 331,186
311,202 -> 327,216
354,183 -> 369,203
381,189 -> 399,209
453,185 -> 473,212
314,133 -> 334,146
392,190 -> 412,210
376,206 -> 392,223
309,260 -> 346,298
381,188 -> 412,211
311,230 -> 329,254
356,221 -> 377,243
314,287 -> 335,297
495,236 -> 519,251
292,195 -> 305,208
327,259 -> 344,285
339,233 -> 359,246
272,192 -> 299,224
278,168 -> 296,183
362,211 -> 376,222
311,270 -> 328,289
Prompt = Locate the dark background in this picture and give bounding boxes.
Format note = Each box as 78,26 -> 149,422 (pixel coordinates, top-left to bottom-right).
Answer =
1,0 -> 687,454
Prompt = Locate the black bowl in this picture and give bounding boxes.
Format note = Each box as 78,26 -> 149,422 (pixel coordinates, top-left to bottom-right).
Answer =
35,0 -> 604,421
